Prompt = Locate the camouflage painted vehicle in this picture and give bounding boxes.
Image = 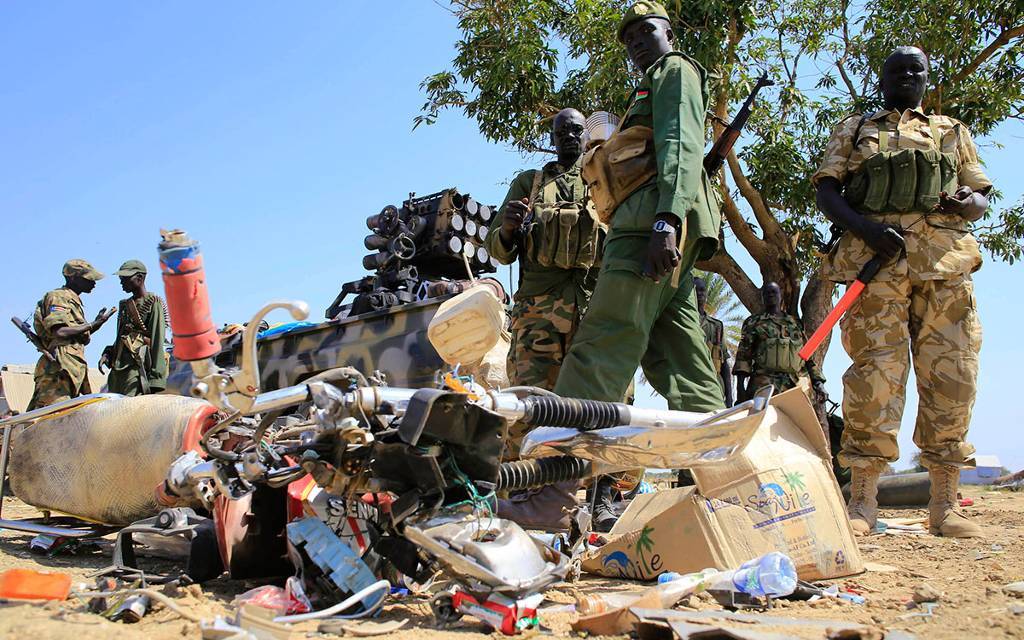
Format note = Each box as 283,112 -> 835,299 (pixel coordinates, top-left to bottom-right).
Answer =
165,296 -> 451,396
167,187 -> 507,397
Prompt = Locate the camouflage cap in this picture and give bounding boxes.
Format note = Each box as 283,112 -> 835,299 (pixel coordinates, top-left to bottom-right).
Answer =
62,259 -> 103,281
618,1 -> 671,42
114,259 -> 147,277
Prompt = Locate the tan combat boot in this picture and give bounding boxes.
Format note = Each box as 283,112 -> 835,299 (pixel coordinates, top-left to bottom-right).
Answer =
846,465 -> 881,535
928,464 -> 983,538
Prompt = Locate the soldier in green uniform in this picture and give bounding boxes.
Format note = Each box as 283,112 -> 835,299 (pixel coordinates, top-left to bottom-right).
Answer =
100,260 -> 169,396
554,1 -> 723,412
485,107 -> 602,457
532,1 -> 723,533
27,259 -> 115,410
695,276 -> 734,406
734,282 -> 826,403
813,46 -> 990,538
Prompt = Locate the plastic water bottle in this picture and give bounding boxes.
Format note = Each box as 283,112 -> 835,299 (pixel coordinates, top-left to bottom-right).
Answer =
710,552 -> 797,597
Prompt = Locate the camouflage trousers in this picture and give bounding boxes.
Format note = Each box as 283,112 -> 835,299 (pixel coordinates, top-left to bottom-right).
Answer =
838,273 -> 980,470
505,293 -> 580,459
28,370 -> 91,411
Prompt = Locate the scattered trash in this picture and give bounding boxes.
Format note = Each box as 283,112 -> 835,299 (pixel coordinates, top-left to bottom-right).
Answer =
1008,603 -> 1024,615
912,583 -> 943,604
232,578 -> 311,616
434,590 -> 544,635
28,533 -> 100,556
827,627 -> 884,640
1003,581 -> 1024,598
110,594 -> 151,623
959,497 -> 974,507
583,390 -> 863,582
318,618 -> 410,636
0,568 -> 71,601
633,607 -> 877,638
573,568 -> 719,635
898,601 -> 939,620
863,562 -> 899,573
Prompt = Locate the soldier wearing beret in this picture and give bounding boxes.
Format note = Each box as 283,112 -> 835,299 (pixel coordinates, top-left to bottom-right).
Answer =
100,260 -> 169,396
28,259 -> 115,409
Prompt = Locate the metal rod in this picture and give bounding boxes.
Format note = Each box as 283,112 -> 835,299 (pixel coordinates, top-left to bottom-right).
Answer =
0,394 -> 122,430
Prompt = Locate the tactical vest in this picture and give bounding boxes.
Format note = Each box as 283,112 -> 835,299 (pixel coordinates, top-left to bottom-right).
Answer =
524,169 -> 602,270
757,336 -> 802,375
582,125 -> 656,223
844,116 -> 958,214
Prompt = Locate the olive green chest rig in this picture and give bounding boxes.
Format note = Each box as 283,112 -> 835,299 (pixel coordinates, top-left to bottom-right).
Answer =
524,168 -> 603,271
844,116 -> 958,214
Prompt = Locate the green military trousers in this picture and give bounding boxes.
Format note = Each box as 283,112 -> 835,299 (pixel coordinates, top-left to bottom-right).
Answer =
553,230 -> 725,412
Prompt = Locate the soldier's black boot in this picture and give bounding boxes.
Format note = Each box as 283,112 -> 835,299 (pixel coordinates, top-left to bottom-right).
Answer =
591,476 -> 617,533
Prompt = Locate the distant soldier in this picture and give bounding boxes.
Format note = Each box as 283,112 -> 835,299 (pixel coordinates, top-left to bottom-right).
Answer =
734,282 -> 826,403
694,276 -> 734,406
813,46 -> 991,538
485,107 -> 603,457
100,260 -> 169,396
27,259 -> 115,410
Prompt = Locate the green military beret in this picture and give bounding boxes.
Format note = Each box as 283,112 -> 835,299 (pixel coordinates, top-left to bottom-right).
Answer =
63,258 -> 104,281
114,259 -> 148,277
618,1 -> 671,42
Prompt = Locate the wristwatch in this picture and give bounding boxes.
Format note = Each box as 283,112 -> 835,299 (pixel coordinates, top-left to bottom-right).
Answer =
652,219 -> 674,233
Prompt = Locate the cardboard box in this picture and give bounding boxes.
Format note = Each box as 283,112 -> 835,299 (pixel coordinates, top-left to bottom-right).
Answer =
582,388 -> 863,581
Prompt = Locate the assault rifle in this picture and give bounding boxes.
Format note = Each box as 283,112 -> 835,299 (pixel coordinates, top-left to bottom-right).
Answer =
10,316 -> 56,362
704,75 -> 773,176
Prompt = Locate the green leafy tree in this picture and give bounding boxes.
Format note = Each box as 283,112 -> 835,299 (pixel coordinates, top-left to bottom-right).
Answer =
419,0 -> 1024,360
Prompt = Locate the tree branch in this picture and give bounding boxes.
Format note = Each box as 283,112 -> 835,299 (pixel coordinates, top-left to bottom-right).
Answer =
726,149 -> 785,243
949,24 -> 1024,86
835,0 -> 859,101
718,180 -> 768,259
696,248 -> 762,313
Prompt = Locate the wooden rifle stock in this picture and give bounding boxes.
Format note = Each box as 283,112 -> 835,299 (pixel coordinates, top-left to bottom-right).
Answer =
703,74 -> 773,176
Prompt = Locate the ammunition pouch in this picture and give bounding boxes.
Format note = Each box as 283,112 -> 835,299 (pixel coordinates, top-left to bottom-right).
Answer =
843,120 -> 958,214
582,126 -> 657,223
525,173 -> 603,271
757,337 -> 803,375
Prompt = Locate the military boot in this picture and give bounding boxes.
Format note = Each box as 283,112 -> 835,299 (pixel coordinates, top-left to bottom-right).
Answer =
928,464 -> 983,538
846,465 -> 881,535
496,481 -> 576,532
591,476 -> 618,533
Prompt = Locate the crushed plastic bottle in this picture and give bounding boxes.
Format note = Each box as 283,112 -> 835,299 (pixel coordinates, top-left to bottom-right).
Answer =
709,552 -> 797,598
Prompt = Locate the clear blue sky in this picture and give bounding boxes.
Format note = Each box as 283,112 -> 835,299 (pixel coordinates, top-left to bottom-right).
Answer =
2,2 -> 1021,471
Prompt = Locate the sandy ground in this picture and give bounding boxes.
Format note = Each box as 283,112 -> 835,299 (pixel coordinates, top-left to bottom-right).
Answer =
0,485 -> 1022,639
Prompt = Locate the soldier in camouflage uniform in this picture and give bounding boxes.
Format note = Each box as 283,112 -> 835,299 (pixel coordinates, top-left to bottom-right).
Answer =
813,46 -> 990,538
486,108 -> 607,531
28,259 -> 115,410
100,260 -> 169,396
695,276 -> 734,406
485,107 -> 603,458
734,282 -> 826,403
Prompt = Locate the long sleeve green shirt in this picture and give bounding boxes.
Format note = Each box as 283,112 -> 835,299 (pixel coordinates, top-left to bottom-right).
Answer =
485,159 -> 599,302
610,52 -> 721,262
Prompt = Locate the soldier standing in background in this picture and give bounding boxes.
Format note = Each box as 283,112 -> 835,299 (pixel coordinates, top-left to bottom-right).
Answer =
487,107 -> 608,531
100,260 -> 169,396
28,259 -> 115,410
694,276 -> 734,406
734,282 -> 826,403
485,107 -> 603,456
813,46 -> 990,538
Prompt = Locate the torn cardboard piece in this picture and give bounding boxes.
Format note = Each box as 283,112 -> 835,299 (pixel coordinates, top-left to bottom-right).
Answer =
582,388 -> 863,582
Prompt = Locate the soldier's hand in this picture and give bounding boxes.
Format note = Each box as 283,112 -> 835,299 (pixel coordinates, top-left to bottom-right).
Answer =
500,199 -> 529,239
936,186 -> 973,214
642,224 -> 680,282
856,219 -> 905,262
98,349 -> 111,374
92,307 -> 116,329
